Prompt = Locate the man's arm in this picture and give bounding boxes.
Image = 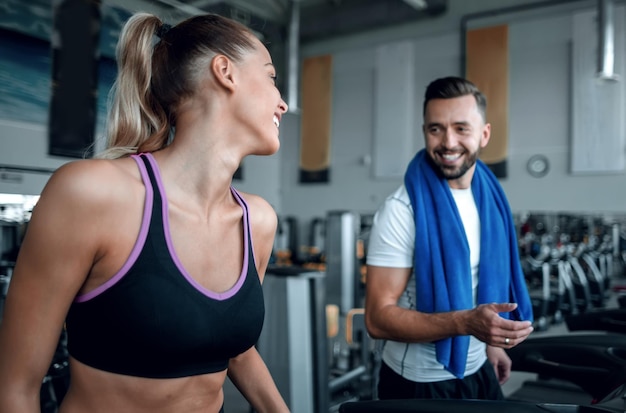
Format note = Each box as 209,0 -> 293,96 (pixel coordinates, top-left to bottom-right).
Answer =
365,265 -> 466,342
364,265 -> 533,346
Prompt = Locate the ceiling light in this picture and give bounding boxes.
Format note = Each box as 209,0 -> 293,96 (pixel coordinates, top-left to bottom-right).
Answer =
402,0 -> 428,10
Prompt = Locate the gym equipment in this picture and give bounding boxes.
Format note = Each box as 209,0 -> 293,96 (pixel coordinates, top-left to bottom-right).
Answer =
328,308 -> 378,411
506,333 -> 626,405
323,211 -> 379,411
520,227 -> 617,330
257,267 -> 328,413
339,213 -> 626,413
0,266 -> 11,321
325,211 -> 362,314
566,308 -> 626,334
339,333 -> 626,412
338,385 -> 626,412
273,215 -> 300,265
574,241 -> 611,308
307,217 -> 326,263
522,246 -> 558,330
40,329 -> 70,412
522,239 -> 587,329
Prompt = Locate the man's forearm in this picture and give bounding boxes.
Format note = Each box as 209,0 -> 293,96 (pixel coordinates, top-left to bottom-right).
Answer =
366,305 -> 470,343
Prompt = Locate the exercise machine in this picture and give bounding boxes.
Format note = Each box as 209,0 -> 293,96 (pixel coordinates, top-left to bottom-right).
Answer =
338,385 -> 626,412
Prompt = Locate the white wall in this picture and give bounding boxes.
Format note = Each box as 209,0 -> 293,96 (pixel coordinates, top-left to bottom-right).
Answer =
0,116 -> 283,209
233,150 -> 282,212
280,0 -> 626,244
0,120 -> 68,195
502,9 -> 626,213
2,0 -> 626,248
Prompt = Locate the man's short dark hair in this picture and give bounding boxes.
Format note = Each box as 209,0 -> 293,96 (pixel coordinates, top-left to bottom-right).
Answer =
423,77 -> 487,122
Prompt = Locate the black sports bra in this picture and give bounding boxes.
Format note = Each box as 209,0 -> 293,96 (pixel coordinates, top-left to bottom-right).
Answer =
65,153 -> 265,378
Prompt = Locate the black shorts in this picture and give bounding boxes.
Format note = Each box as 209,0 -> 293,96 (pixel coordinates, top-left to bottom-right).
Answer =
377,360 -> 505,400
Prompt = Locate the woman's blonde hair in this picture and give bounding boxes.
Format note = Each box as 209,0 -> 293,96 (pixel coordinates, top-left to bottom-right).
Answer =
96,13 -> 256,159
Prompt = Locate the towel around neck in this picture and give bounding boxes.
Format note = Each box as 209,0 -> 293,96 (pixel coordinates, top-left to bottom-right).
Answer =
403,149 -> 533,379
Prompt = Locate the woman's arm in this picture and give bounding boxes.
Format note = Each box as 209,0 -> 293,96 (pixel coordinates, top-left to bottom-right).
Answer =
0,161 -> 115,411
229,192 -> 288,412
228,347 -> 289,413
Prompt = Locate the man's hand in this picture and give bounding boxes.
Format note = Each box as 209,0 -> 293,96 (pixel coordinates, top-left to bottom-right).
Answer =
487,345 -> 512,385
465,303 -> 533,347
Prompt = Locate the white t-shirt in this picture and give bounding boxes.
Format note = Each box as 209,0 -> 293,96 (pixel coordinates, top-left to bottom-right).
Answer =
366,184 -> 486,382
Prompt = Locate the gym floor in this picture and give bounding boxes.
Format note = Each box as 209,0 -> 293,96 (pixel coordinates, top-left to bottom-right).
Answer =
223,286 -> 623,412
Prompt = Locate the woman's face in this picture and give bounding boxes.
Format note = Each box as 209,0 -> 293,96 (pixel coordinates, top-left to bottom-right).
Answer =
234,36 -> 288,156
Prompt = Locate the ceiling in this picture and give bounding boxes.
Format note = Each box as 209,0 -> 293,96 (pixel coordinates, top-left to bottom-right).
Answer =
104,0 -> 448,44
98,0 -> 447,97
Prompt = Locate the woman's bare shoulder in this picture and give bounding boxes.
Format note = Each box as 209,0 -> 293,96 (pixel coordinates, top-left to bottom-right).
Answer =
234,190 -> 277,233
42,157 -> 141,207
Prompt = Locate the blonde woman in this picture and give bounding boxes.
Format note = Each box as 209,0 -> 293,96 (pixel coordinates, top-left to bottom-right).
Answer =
0,12 -> 289,413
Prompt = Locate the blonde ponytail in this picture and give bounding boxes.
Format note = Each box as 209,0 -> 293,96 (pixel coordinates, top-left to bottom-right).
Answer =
96,13 -> 169,159
95,12 -> 256,159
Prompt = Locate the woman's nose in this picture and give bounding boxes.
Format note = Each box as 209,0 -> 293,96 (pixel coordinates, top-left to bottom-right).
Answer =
279,98 -> 288,114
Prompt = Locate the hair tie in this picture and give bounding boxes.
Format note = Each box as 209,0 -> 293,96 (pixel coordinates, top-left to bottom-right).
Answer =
156,23 -> 171,39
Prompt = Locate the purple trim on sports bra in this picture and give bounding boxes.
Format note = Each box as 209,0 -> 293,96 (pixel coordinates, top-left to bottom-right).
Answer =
144,153 -> 248,300
230,187 -> 258,270
74,155 -> 154,303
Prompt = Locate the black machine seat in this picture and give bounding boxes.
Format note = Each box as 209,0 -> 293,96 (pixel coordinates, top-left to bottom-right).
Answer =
506,333 -> 626,403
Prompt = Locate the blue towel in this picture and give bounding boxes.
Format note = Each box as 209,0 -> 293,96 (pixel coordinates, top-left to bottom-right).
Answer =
404,149 -> 533,379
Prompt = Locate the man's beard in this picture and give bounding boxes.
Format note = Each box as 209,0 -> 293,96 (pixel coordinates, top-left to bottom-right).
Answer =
429,149 -> 479,181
